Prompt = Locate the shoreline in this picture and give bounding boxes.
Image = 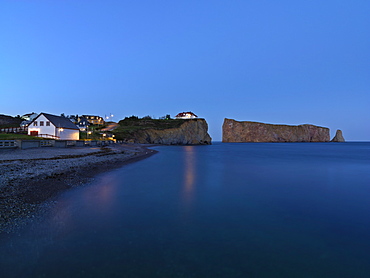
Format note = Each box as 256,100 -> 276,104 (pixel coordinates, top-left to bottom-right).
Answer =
0,144 -> 158,234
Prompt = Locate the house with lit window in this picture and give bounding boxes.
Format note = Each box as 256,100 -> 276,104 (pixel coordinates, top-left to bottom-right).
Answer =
82,115 -> 105,125
76,117 -> 90,131
28,113 -> 80,140
175,112 -> 198,119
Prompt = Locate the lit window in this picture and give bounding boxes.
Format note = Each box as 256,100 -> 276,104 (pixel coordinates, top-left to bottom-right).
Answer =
40,121 -> 44,126
33,121 -> 38,126
46,121 -> 50,126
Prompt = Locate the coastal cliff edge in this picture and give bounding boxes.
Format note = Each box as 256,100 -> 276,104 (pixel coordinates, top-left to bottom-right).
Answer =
115,118 -> 212,145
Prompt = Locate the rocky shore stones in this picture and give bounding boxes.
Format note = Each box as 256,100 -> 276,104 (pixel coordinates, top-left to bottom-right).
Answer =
0,144 -> 156,234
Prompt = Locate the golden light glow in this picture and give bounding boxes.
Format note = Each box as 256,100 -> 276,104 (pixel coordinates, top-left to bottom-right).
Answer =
182,146 -> 196,204
180,146 -> 197,216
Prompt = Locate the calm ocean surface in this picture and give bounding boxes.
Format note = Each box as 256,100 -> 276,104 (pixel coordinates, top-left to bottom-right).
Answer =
1,142 -> 370,277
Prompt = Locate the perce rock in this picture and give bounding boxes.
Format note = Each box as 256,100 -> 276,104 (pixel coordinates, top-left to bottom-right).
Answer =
222,118 -> 330,143
331,129 -> 345,142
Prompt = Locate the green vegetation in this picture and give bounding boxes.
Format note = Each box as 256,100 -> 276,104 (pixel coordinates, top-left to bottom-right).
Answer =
0,134 -> 47,140
79,123 -> 111,140
0,115 -> 22,128
118,117 -> 185,129
113,117 -> 187,140
79,131 -> 103,140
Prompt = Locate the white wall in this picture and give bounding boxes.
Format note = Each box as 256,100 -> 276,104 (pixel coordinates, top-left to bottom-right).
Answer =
176,114 -> 197,119
28,114 -> 56,137
58,129 -> 79,140
28,114 -> 79,140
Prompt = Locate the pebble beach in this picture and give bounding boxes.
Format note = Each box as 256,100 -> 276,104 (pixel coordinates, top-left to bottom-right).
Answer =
0,144 -> 157,234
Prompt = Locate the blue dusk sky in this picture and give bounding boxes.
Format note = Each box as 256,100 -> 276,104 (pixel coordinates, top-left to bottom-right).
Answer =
1,0 -> 369,141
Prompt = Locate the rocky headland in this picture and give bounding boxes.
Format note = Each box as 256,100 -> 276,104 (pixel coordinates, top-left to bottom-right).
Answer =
222,118 -> 330,142
114,118 -> 212,145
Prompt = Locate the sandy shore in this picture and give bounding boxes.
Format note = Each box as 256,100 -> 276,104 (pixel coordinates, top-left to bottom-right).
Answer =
0,144 -> 157,234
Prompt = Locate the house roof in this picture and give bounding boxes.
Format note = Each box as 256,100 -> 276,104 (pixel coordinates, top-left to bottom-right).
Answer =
77,117 -> 90,126
82,115 -> 104,119
37,113 -> 79,130
175,112 -> 198,118
78,116 -> 89,122
22,112 -> 37,117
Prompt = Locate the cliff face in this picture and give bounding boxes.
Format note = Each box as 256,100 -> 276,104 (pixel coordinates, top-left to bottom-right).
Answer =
331,129 -> 345,142
222,118 -> 330,143
123,119 -> 212,145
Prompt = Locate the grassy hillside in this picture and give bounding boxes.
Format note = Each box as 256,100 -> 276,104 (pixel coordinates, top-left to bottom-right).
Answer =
0,114 -> 22,128
113,118 -> 186,140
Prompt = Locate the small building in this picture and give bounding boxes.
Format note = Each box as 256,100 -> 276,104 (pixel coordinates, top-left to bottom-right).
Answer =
21,112 -> 39,127
28,113 -> 80,140
175,112 -> 198,119
68,115 -> 79,124
21,112 -> 38,122
82,115 -> 105,125
76,117 -> 90,131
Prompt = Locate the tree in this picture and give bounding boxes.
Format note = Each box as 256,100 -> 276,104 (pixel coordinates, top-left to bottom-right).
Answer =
125,115 -> 139,120
159,114 -> 171,120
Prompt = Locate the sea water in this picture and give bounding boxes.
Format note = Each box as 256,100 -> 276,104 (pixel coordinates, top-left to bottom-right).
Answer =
1,142 -> 370,277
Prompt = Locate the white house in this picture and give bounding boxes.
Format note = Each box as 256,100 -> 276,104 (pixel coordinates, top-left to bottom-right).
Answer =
175,112 -> 198,119
28,113 -> 80,140
20,112 -> 38,127
21,112 -> 38,121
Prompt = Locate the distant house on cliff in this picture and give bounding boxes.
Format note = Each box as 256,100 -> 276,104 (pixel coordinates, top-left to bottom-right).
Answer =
28,113 -> 79,140
175,112 -> 198,119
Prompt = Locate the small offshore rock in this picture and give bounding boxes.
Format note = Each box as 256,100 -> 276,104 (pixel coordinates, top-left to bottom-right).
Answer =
331,129 -> 345,142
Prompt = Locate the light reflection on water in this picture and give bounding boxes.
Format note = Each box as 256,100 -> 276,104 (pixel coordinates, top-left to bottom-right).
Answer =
182,146 -> 196,207
0,143 -> 370,277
